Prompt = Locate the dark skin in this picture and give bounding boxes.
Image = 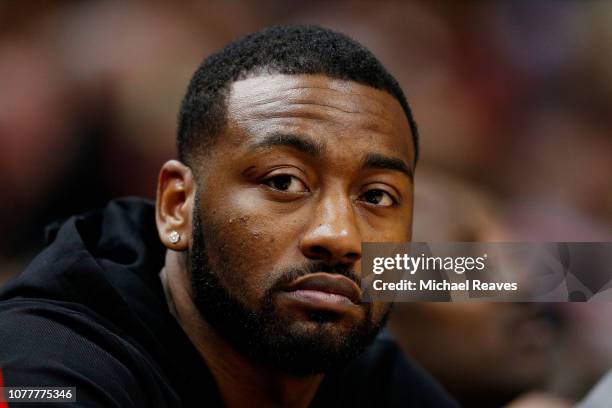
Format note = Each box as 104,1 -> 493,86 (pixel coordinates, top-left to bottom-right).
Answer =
156,74 -> 415,408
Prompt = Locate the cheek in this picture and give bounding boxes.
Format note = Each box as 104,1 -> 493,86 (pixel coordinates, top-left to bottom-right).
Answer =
201,190 -> 302,306
358,205 -> 413,243
203,217 -> 271,305
362,222 -> 412,243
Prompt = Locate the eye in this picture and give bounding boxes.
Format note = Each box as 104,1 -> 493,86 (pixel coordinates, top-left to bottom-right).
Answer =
360,188 -> 397,207
263,174 -> 309,193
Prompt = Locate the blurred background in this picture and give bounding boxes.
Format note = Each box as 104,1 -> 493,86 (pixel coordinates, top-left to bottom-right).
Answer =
1,1 -> 611,406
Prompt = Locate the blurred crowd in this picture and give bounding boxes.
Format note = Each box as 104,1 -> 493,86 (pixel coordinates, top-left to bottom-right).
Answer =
1,1 -> 611,406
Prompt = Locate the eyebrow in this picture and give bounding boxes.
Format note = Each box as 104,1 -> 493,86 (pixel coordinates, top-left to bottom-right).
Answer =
247,132 -> 324,157
361,153 -> 413,180
247,133 -> 413,179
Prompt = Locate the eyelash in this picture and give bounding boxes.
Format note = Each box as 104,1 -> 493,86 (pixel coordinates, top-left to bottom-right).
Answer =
359,189 -> 398,207
262,174 -> 399,208
262,174 -> 310,194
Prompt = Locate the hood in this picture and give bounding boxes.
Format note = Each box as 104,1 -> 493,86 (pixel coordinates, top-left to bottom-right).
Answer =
0,197 -> 216,404
1,197 -> 169,341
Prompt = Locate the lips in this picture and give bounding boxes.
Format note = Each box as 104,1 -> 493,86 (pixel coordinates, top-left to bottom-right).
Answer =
283,272 -> 361,304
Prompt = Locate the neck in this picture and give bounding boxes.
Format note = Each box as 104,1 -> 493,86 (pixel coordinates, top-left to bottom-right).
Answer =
161,251 -> 324,408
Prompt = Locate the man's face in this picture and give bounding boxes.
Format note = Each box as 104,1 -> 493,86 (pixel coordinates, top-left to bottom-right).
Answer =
189,74 -> 414,375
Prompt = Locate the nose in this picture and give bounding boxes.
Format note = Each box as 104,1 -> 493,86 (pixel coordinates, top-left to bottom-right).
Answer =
299,193 -> 362,266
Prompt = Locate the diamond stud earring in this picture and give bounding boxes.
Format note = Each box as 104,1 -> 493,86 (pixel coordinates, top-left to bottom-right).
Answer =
168,231 -> 181,244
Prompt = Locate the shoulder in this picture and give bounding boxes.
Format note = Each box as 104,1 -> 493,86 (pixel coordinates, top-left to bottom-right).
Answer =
0,299 -> 175,407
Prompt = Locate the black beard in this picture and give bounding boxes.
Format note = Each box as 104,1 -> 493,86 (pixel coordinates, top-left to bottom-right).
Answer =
189,198 -> 388,376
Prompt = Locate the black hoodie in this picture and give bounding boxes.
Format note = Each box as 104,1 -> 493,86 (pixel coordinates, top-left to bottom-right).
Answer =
0,198 -> 457,407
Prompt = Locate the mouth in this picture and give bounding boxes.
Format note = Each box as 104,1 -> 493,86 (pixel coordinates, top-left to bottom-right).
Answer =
281,272 -> 362,309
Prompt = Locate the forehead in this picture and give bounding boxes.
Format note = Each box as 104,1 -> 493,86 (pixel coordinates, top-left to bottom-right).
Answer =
224,74 -> 414,164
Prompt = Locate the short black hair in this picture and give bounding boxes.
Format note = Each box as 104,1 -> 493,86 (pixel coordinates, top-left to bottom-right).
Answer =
177,25 -> 419,165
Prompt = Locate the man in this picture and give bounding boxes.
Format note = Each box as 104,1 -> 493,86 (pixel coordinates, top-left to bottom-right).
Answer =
0,26 -> 456,407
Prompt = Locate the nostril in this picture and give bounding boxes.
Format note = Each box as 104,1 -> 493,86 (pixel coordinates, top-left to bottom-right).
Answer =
344,252 -> 360,262
306,246 -> 360,264
304,245 -> 334,262
310,245 -> 330,257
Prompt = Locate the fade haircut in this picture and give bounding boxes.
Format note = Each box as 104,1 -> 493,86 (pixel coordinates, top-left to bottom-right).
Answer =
177,25 -> 419,166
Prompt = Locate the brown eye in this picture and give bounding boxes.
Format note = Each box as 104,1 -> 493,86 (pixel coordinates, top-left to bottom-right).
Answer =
264,175 -> 309,193
361,189 -> 395,207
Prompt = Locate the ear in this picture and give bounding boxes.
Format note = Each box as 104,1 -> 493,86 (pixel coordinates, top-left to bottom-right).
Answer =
155,159 -> 195,251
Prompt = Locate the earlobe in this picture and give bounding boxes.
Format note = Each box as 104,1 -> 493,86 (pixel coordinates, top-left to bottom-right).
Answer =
155,159 -> 194,251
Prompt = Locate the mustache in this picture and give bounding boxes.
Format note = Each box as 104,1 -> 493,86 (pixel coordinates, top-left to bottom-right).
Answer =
269,260 -> 361,293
